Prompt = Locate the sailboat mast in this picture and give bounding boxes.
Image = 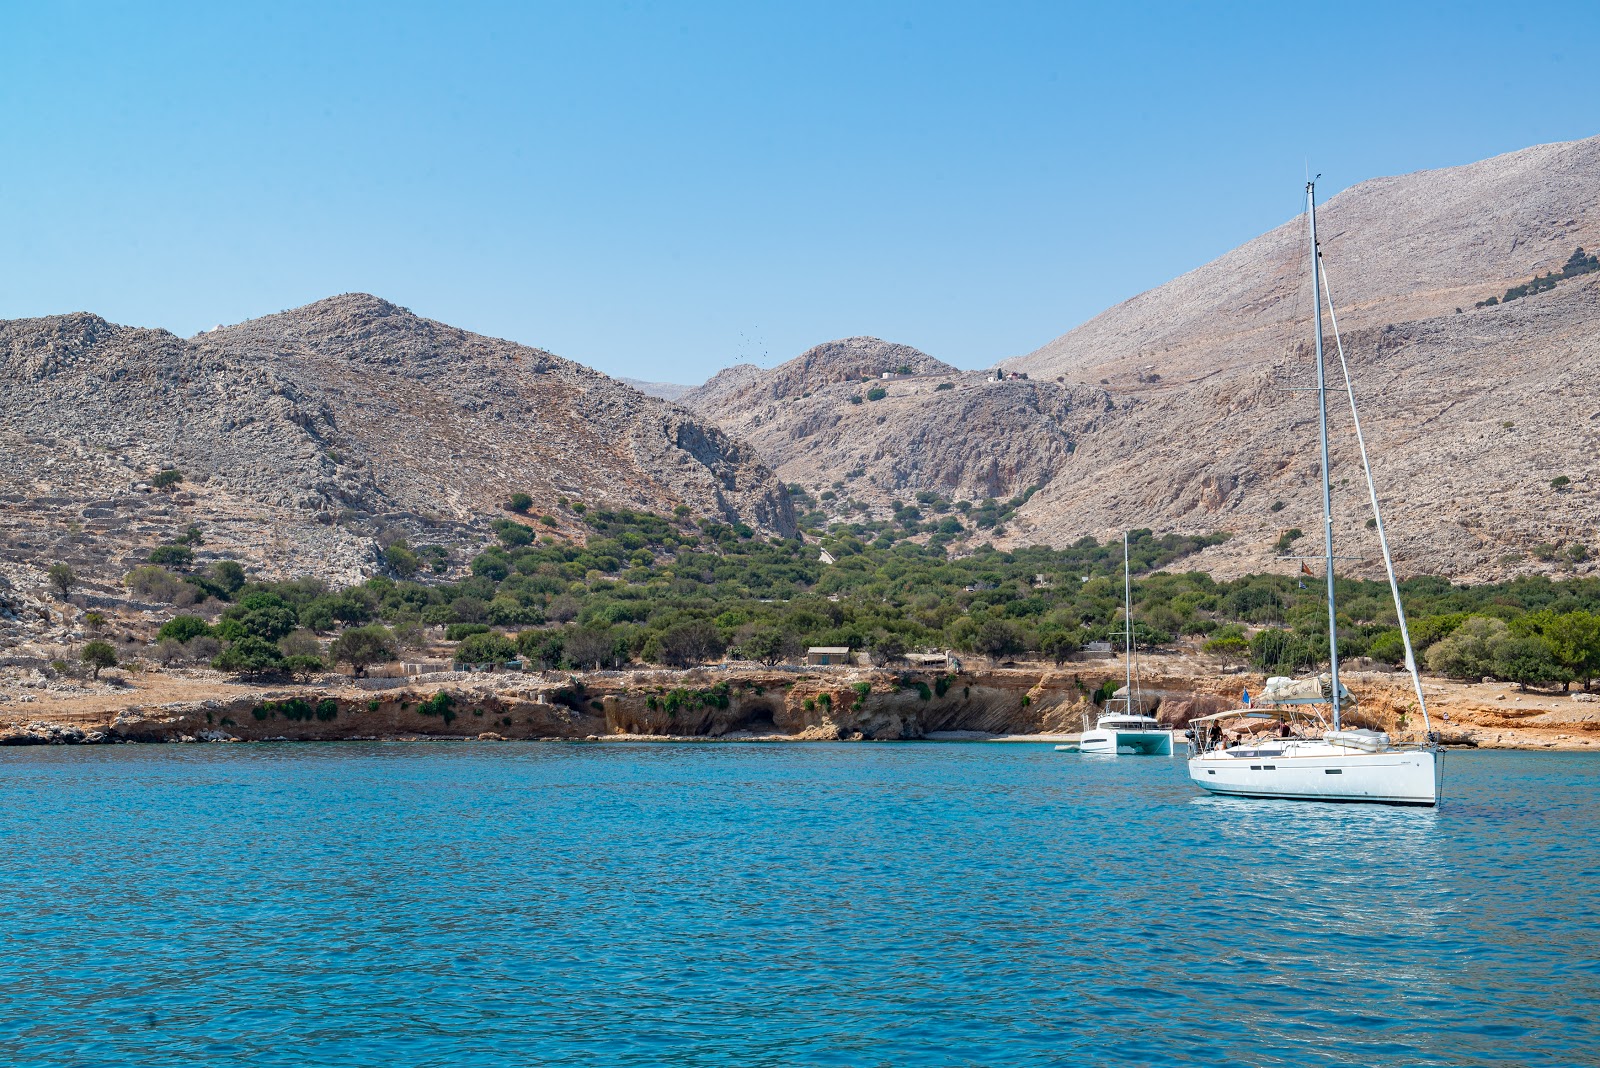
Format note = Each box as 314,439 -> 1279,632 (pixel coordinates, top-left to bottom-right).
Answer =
1123,531 -> 1133,711
1308,181 -> 1342,731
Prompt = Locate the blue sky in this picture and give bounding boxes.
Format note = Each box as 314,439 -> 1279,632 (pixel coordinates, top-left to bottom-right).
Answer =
3,2 -> 1596,383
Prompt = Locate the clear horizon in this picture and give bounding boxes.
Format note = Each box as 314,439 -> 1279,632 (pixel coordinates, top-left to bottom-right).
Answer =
4,1 -> 1597,384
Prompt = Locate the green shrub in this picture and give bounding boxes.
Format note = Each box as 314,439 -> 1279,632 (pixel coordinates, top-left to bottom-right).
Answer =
148,544 -> 193,567
445,623 -> 492,641
506,492 -> 533,513
493,519 -> 535,548
213,636 -> 285,677
384,541 -> 421,578
418,692 -> 455,719
150,469 -> 183,490
455,631 -> 517,665
81,640 -> 117,678
866,387 -> 887,402
329,626 -> 398,677
283,655 -> 326,680
47,563 -> 77,598
157,615 -> 211,643
210,560 -> 247,595
217,592 -> 299,642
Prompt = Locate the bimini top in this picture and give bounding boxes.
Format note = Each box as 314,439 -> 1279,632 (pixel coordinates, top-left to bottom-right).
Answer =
1261,674 -> 1356,709
1187,707 -> 1325,725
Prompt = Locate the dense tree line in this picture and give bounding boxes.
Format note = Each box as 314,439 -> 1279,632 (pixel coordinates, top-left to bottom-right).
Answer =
109,507 -> 1600,688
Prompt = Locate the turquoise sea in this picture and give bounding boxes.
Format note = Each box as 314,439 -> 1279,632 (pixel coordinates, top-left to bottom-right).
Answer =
1,742 -> 1596,1067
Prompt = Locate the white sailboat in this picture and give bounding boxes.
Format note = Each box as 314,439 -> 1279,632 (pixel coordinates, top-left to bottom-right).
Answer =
1058,532 -> 1173,756
1185,180 -> 1443,807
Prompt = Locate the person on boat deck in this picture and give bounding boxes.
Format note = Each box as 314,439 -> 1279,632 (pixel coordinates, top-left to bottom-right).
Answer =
1279,720 -> 1292,738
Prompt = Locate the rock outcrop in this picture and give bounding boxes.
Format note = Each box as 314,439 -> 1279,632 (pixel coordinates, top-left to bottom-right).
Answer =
685,337 -> 1112,505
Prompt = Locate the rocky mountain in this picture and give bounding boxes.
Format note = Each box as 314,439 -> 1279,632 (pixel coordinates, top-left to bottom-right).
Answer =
1007,276 -> 1600,579
0,295 -> 795,595
685,137 -> 1599,580
1012,134 -> 1600,387
683,337 -> 1113,505
988,134 -> 1600,579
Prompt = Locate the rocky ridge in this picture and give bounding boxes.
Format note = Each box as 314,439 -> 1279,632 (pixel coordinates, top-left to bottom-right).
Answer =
685,337 -> 1114,505
0,295 -> 795,596
1012,133 -> 1600,386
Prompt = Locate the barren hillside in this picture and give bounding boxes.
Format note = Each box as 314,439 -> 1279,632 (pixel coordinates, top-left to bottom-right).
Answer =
1009,276 -> 1600,579
685,137 -> 1600,580
1011,134 -> 1600,387
989,135 -> 1600,578
684,337 -> 1113,505
0,295 -> 794,597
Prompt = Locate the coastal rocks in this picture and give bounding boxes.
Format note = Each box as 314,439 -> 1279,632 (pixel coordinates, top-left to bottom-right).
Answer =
0,720 -> 97,745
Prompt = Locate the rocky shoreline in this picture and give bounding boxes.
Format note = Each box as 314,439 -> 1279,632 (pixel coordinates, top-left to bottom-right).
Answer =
4,658 -> 1598,751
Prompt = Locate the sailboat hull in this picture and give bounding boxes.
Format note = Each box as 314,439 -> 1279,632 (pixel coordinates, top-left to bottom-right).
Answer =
1187,745 -> 1442,806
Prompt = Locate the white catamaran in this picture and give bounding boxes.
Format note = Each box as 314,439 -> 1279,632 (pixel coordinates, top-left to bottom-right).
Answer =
1185,180 -> 1443,807
1061,532 -> 1173,757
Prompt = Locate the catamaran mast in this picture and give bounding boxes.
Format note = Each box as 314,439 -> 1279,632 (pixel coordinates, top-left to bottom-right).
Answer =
1308,181 -> 1342,731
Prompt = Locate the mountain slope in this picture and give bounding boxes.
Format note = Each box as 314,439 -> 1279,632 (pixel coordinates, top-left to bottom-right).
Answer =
989,135 -> 1600,578
1011,134 -> 1600,386
682,137 -> 1600,580
0,295 -> 794,590
683,337 -> 1112,507
1007,276 -> 1600,579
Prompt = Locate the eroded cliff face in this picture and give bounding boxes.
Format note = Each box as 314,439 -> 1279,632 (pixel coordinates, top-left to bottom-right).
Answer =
4,663 -> 1596,749
0,666 -> 1118,744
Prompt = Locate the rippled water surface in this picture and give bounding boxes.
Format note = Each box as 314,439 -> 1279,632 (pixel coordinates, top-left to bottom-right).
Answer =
2,743 -> 1598,1066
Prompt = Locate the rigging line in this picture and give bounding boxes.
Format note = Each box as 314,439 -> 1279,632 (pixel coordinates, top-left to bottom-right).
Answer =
1316,254 -> 1434,735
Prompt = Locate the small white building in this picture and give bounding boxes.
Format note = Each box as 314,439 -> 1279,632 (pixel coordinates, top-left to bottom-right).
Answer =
906,651 -> 961,672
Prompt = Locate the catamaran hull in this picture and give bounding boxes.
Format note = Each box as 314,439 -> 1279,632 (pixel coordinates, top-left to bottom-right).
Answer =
1187,748 -> 1442,806
1080,729 -> 1173,757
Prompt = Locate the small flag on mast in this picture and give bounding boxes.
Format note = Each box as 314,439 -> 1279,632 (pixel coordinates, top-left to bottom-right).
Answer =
1300,561 -> 1314,576
1242,689 -> 1251,707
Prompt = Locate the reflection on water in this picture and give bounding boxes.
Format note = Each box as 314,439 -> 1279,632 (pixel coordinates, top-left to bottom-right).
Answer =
0,744 -> 1596,1066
